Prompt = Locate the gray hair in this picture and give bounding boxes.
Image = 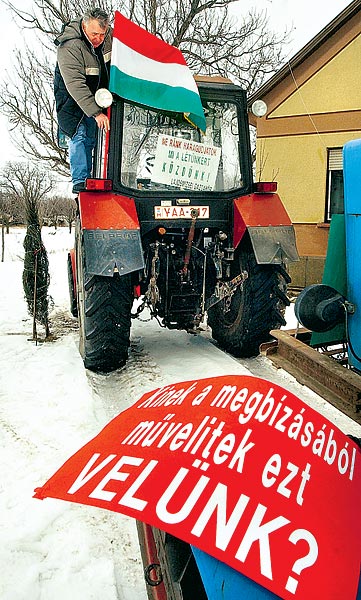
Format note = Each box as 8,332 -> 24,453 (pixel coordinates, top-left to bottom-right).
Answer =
82,8 -> 110,29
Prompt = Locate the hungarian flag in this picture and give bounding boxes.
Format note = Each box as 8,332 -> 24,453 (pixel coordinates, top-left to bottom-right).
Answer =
109,11 -> 206,132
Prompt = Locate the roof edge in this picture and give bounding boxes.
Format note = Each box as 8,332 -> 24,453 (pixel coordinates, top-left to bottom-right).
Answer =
248,0 -> 361,104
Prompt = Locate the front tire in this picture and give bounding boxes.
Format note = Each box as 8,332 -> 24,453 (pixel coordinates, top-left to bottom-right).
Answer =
207,238 -> 290,357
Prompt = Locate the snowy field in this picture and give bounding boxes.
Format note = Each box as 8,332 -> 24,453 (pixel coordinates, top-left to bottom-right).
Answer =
0,228 -> 148,600
1,226 -> 360,600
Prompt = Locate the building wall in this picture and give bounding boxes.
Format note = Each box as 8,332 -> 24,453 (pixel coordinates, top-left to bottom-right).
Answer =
258,129 -> 361,286
271,34 -> 361,117
257,131 -> 361,224
253,24 -> 361,286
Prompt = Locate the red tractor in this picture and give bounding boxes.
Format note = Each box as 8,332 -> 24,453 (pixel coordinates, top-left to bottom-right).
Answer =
68,76 -> 298,372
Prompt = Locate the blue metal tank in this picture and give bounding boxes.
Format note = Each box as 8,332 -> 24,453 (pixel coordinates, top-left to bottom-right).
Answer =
343,139 -> 361,371
192,546 -> 280,599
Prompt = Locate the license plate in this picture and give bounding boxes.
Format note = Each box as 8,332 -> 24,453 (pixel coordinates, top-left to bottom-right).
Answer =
154,206 -> 209,219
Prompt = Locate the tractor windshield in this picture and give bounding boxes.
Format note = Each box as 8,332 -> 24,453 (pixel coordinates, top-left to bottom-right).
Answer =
119,101 -> 243,193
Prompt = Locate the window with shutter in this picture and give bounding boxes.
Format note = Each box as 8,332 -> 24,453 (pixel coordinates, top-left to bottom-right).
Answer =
326,148 -> 344,221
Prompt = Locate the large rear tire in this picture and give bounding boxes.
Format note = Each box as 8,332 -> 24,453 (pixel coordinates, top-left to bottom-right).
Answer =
207,237 -> 290,357
67,252 -> 78,318
75,223 -> 133,372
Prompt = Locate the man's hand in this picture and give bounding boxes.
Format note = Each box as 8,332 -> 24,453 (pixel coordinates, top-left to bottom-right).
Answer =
94,113 -> 110,132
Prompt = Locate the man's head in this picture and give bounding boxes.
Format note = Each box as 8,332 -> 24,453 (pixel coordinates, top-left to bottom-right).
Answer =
82,8 -> 110,48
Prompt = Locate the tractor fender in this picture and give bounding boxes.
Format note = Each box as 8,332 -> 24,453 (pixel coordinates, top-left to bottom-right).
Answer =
233,193 -> 299,264
78,191 -> 145,277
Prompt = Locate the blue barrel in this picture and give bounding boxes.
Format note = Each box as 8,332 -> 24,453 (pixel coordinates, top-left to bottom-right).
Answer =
343,139 -> 361,371
192,546 -> 280,599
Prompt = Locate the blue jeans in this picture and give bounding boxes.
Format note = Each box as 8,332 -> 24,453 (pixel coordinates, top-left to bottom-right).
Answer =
68,116 -> 97,185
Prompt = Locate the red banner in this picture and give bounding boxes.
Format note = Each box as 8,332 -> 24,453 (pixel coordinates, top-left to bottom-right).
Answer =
34,375 -> 361,599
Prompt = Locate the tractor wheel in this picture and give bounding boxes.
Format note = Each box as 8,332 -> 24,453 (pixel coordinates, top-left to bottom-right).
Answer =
67,252 -> 78,318
75,224 -> 133,372
207,237 -> 290,357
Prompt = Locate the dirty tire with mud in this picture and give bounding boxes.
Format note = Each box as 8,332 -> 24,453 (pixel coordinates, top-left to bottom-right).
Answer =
207,237 -> 290,357
81,272 -> 133,372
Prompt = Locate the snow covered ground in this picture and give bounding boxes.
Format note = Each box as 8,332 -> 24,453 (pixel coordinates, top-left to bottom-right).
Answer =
1,227 -> 360,600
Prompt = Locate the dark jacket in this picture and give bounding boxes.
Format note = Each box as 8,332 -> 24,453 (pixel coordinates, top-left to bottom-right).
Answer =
54,19 -> 112,138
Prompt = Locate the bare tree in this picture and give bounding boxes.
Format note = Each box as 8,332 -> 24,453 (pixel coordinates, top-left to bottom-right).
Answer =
0,192 -> 7,261
1,219 -> 3,263
4,0 -> 288,84
0,190 -> 16,261
1,161 -> 55,219
0,191 -> 14,229
1,161 -> 55,338
0,189 -> 26,262
0,0 -> 288,174
1,45 -> 69,176
42,193 -> 77,231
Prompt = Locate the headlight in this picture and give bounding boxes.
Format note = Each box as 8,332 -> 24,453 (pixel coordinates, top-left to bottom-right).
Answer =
95,88 -> 113,108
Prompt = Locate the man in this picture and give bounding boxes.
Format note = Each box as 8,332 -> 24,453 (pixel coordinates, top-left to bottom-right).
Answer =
54,8 -> 112,194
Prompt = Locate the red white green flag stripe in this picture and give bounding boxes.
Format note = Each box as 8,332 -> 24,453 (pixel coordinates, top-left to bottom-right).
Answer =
109,11 -> 206,132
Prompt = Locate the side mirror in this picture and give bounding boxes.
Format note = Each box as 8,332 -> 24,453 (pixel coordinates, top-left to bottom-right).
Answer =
95,88 -> 113,108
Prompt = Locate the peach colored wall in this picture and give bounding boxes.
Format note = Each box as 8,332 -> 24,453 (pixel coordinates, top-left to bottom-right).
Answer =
271,35 -> 361,117
253,21 -> 361,262
256,131 -> 361,224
